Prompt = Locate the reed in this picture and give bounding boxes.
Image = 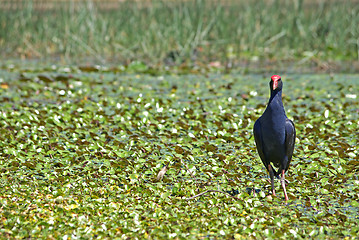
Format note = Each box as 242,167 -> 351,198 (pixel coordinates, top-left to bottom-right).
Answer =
1,0 -> 358,65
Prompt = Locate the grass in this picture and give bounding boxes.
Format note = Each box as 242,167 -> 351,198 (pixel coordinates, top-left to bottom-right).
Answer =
1,0 -> 359,66
0,66 -> 358,238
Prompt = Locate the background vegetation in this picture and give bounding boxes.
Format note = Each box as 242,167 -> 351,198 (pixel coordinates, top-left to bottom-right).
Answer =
1,0 -> 359,70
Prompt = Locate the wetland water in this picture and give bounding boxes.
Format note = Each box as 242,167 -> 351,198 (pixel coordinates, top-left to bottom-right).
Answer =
0,68 -> 358,238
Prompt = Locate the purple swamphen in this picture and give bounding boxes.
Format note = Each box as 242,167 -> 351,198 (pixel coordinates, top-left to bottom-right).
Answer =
253,75 -> 296,201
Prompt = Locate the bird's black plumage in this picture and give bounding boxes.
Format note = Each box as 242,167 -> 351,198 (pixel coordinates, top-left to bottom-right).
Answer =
253,75 -> 296,201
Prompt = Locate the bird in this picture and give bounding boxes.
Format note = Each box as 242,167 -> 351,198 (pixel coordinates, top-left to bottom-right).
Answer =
253,75 -> 296,201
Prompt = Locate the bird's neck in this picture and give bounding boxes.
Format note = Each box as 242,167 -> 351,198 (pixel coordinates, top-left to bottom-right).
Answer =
266,89 -> 285,114
269,89 -> 282,101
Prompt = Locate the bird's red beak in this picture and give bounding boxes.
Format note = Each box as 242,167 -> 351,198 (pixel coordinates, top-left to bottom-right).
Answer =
271,75 -> 281,90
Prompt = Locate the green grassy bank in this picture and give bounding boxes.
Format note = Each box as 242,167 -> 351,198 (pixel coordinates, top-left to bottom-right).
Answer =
1,0 -> 359,67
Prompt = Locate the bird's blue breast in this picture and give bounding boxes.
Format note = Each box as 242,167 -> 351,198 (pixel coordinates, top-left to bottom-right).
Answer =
260,95 -> 287,166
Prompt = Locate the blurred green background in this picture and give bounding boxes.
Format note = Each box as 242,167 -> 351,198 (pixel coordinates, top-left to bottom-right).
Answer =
1,0 -> 359,71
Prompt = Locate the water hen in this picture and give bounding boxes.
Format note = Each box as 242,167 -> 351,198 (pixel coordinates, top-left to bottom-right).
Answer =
253,75 -> 296,201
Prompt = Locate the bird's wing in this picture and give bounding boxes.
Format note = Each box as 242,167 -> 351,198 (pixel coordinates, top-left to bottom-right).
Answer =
253,119 -> 268,169
285,118 -> 296,171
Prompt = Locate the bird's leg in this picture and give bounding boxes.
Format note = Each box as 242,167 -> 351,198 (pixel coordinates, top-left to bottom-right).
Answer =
281,169 -> 289,201
268,165 -> 276,196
